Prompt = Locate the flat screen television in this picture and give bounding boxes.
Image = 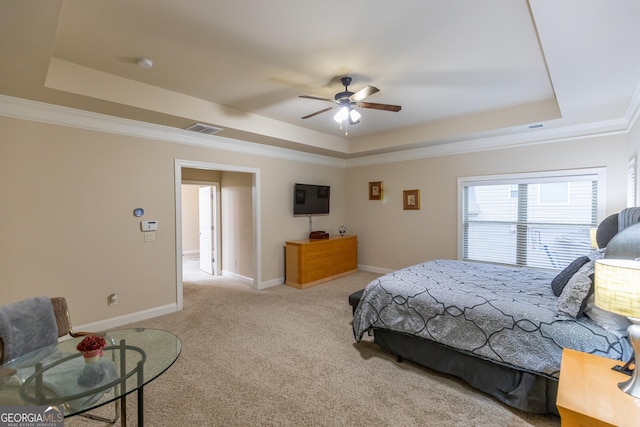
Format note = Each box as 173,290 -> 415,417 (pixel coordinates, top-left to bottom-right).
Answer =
293,183 -> 330,216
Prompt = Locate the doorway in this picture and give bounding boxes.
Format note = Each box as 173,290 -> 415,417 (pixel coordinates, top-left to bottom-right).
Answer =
174,159 -> 261,311
181,183 -> 221,282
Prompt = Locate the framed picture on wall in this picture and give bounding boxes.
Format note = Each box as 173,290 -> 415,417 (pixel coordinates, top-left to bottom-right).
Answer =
369,181 -> 383,200
403,189 -> 420,210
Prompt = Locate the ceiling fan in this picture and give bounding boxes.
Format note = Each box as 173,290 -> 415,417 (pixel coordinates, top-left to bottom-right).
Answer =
299,76 -> 401,133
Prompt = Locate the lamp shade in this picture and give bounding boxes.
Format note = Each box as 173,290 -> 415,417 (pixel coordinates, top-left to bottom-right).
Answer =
333,106 -> 349,123
594,258 -> 640,319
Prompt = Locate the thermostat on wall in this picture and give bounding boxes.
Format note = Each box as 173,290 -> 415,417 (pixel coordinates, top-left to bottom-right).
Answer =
140,220 -> 158,231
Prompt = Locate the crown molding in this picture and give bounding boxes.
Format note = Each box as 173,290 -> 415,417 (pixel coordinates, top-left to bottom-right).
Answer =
0,95 -> 346,168
0,94 -> 636,169
345,117 -> 631,167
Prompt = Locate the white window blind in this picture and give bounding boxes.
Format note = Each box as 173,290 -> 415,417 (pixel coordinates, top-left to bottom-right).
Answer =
628,157 -> 636,208
460,170 -> 603,270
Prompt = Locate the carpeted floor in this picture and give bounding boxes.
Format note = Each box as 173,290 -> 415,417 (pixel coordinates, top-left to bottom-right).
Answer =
67,272 -> 560,427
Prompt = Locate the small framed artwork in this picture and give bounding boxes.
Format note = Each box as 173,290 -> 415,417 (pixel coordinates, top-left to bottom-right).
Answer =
403,189 -> 420,210
369,181 -> 383,200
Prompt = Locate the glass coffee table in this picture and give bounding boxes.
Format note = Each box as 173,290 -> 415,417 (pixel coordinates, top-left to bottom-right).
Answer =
0,328 -> 181,427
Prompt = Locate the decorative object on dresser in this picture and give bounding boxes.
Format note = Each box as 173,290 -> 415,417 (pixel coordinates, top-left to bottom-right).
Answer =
285,235 -> 357,289
594,257 -> 640,398
309,230 -> 329,240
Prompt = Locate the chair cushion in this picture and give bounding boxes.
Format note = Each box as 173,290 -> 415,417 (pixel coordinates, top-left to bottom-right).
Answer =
0,297 -> 58,363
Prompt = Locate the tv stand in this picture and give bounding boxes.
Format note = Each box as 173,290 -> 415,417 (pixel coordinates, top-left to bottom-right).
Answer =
285,235 -> 357,289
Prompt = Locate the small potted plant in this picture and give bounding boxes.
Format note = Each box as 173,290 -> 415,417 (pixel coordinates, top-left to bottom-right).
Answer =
76,335 -> 106,364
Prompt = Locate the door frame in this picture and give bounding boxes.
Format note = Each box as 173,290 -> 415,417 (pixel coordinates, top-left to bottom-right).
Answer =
174,160 -> 261,310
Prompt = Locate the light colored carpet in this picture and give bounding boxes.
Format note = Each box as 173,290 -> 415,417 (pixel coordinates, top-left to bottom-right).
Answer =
67,272 -> 560,427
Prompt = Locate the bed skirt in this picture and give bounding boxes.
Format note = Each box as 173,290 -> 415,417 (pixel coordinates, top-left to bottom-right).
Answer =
373,328 -> 559,415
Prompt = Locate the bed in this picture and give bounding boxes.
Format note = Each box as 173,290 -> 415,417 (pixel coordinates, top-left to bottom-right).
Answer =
352,208 -> 640,414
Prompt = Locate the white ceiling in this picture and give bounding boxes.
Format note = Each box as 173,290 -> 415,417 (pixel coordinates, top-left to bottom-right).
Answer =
2,0 -> 640,158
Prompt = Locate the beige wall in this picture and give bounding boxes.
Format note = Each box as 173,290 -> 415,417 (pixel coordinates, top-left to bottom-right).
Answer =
346,133 -> 630,271
0,108 -> 632,328
0,115 -> 346,325
181,185 -> 199,253
220,171 -> 253,278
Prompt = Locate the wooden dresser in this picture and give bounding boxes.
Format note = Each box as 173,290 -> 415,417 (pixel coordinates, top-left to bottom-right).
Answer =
285,235 -> 358,289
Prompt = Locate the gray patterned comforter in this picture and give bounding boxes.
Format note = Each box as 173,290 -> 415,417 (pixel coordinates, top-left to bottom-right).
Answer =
353,259 -> 631,378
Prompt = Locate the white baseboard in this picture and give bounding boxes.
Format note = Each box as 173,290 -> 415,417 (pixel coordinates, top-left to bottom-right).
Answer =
358,264 -> 394,275
74,303 -> 178,333
221,270 -> 254,286
259,276 -> 284,289
68,266 -> 390,334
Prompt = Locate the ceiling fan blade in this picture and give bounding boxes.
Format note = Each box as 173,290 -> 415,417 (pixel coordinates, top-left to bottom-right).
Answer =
358,102 -> 402,112
299,95 -> 334,102
350,85 -> 379,102
301,106 -> 335,119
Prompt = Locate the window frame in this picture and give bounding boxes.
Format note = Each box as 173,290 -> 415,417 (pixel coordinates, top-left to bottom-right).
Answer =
457,167 -> 606,265
628,155 -> 637,208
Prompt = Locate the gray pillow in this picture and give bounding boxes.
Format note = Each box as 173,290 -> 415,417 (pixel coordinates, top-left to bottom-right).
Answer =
551,255 -> 590,296
557,260 -> 595,318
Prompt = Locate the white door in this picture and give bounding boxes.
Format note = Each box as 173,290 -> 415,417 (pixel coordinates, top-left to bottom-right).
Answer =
198,186 -> 215,274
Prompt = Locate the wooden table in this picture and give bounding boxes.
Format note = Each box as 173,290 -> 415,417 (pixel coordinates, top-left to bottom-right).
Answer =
557,348 -> 640,427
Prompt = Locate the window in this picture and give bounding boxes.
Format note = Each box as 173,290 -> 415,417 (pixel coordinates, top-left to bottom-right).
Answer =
459,168 -> 605,270
628,156 -> 637,208
538,182 -> 569,205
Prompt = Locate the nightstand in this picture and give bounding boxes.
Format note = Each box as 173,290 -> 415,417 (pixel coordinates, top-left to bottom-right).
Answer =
557,348 -> 640,427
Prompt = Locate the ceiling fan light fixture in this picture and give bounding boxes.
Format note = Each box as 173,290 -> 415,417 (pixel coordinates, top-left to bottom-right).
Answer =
333,106 -> 349,123
300,76 -> 400,134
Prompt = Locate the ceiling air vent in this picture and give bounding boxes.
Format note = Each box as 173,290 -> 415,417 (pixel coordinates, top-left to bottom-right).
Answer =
186,123 -> 223,135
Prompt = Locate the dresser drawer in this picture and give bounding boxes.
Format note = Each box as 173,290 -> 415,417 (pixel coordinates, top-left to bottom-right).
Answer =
285,235 -> 358,289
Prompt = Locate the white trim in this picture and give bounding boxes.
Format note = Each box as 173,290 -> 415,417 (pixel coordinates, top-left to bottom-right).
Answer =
625,78 -> 640,130
0,94 -> 635,168
345,120 -> 629,167
174,164 -> 184,311
358,264 -> 395,275
74,303 -> 178,333
628,155 -> 637,208
222,271 -> 254,285
259,276 -> 284,289
221,270 -> 255,287
0,94 -> 345,168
